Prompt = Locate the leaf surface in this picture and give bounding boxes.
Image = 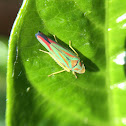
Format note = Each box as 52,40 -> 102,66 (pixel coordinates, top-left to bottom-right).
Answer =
7,0 -> 126,126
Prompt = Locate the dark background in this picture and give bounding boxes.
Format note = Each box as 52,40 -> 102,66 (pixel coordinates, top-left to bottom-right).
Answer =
0,0 -> 22,36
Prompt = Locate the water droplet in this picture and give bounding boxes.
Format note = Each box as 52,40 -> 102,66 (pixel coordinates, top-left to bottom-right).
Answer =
26,58 -> 29,61
108,28 -> 112,31
18,71 -> 22,77
26,87 -> 30,92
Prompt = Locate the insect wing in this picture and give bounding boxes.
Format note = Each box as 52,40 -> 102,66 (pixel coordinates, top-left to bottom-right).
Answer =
35,31 -> 84,74
50,43 -> 79,69
35,31 -> 57,52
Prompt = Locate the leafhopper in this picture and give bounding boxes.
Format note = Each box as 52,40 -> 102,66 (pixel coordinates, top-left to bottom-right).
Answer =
35,31 -> 85,78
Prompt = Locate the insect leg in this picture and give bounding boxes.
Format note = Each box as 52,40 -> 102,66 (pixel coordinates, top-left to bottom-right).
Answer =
39,49 -> 49,54
53,35 -> 58,43
39,49 -> 69,77
72,71 -> 77,78
48,69 -> 66,77
39,49 -> 54,59
69,41 -> 78,57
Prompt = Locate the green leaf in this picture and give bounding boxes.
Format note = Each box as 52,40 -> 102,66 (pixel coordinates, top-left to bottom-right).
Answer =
6,0 -> 126,126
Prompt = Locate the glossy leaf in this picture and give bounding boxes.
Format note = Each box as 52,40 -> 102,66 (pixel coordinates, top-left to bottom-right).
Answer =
7,0 -> 126,126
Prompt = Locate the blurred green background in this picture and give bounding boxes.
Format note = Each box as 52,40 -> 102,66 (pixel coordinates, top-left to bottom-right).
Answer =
0,1 -> 22,125
0,36 -> 7,126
